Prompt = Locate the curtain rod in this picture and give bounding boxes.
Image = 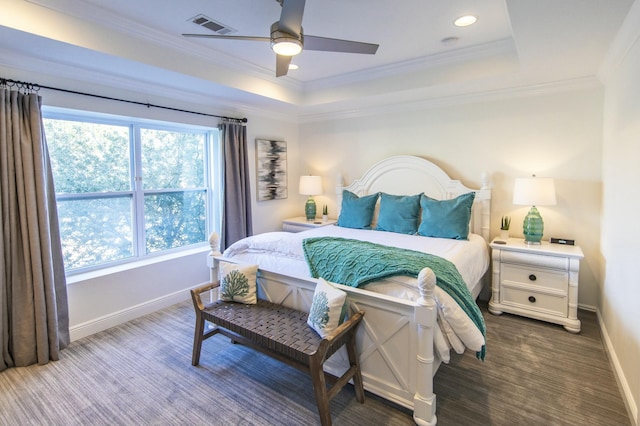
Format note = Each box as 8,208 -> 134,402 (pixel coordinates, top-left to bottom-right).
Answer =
0,78 -> 248,124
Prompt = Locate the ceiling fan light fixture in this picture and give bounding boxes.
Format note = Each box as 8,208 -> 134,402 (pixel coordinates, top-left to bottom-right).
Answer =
270,22 -> 303,56
272,38 -> 303,56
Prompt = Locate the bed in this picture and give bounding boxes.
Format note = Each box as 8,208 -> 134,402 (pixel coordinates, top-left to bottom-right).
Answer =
207,155 -> 491,425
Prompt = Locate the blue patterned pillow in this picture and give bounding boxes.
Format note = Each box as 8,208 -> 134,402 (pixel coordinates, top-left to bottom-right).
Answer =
307,278 -> 347,338
417,192 -> 475,240
337,190 -> 380,229
375,193 -> 422,234
218,262 -> 258,304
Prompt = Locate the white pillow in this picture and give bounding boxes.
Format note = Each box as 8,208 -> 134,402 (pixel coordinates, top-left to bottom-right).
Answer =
218,262 -> 258,305
433,325 -> 451,364
307,278 -> 347,338
437,309 -> 465,354
435,287 -> 485,352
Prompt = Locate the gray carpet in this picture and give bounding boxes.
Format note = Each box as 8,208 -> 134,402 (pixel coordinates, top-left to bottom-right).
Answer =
0,299 -> 631,426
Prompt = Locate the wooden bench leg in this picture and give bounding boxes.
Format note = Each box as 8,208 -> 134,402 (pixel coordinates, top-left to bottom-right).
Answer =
346,331 -> 365,403
309,356 -> 332,426
192,310 -> 205,366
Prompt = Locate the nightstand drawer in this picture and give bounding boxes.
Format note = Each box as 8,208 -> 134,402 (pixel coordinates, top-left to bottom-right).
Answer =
501,250 -> 569,270
501,286 -> 568,317
501,264 -> 568,292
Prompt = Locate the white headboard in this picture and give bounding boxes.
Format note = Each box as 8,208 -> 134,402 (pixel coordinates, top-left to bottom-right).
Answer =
337,155 -> 491,242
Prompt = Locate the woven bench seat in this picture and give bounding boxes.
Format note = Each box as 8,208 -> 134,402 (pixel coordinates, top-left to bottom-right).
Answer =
190,283 -> 365,426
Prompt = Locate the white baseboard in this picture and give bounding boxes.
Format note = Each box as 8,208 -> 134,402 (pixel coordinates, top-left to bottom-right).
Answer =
69,282 -> 207,341
597,309 -> 639,426
578,303 -> 597,312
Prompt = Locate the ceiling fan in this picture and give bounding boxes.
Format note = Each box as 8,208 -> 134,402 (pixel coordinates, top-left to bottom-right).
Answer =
182,0 -> 379,77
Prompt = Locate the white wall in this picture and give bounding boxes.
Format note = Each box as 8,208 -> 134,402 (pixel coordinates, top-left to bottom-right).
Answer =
300,86 -> 604,308
601,4 -> 640,423
244,115 -> 301,234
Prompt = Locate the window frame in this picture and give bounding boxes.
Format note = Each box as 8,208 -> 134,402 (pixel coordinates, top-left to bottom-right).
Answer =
43,107 -> 221,275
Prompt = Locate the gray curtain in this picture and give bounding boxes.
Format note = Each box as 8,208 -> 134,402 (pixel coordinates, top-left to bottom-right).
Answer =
0,88 -> 69,372
219,121 -> 253,251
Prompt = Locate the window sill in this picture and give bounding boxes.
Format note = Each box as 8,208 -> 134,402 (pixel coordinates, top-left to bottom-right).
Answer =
66,245 -> 211,285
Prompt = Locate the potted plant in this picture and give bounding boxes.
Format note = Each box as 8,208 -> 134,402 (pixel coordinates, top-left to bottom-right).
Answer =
500,215 -> 511,239
322,205 -> 328,222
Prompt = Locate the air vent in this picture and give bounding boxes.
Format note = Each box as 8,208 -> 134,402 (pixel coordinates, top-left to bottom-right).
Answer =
189,14 -> 235,35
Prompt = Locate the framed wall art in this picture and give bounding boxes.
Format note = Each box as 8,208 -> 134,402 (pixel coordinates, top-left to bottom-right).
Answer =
256,139 -> 287,201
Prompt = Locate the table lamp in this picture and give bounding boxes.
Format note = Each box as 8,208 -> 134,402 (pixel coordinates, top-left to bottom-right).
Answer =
513,175 -> 556,244
299,175 -> 322,221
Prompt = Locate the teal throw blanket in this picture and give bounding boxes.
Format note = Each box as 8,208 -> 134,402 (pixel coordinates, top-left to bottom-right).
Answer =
302,237 -> 486,360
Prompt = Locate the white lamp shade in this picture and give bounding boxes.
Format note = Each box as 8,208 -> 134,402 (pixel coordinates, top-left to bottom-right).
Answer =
513,177 -> 557,206
299,175 -> 323,196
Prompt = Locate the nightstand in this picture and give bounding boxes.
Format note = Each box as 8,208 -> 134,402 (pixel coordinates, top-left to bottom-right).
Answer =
282,216 -> 337,233
488,237 -> 584,333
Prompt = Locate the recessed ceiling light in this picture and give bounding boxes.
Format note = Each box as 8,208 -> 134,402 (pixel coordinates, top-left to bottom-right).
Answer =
454,15 -> 477,27
288,64 -> 299,70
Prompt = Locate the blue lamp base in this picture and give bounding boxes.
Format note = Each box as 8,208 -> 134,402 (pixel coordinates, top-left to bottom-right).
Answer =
523,206 -> 544,244
305,197 -> 317,221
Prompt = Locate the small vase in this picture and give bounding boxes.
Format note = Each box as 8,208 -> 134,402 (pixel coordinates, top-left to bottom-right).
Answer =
322,214 -> 328,222
500,229 -> 509,239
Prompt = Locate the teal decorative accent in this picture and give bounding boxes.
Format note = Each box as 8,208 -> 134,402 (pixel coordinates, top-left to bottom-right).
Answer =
302,236 -> 486,360
305,196 -> 316,220
523,206 -> 544,244
417,192 -> 475,240
308,291 -> 330,330
221,270 -> 249,300
375,192 -> 422,234
336,190 -> 380,229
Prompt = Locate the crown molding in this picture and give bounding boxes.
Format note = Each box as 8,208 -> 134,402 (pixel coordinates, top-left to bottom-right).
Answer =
598,0 -> 640,83
302,38 -> 517,92
297,76 -> 602,123
0,44 -> 299,124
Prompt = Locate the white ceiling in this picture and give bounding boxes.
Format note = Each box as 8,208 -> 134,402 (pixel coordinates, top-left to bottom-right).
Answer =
0,0 -> 635,119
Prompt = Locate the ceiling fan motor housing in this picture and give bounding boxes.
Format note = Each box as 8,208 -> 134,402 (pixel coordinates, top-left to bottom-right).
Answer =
270,21 -> 303,56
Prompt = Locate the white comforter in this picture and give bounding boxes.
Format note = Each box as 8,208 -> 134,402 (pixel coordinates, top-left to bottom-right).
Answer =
222,225 -> 489,362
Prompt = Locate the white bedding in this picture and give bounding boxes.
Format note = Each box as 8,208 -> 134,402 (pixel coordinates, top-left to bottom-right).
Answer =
222,225 -> 489,361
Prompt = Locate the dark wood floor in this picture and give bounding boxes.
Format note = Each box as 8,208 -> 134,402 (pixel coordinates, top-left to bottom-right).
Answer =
431,300 -> 631,425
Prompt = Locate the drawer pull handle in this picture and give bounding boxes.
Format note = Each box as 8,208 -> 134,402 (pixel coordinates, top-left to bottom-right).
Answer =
528,296 -> 536,303
528,274 -> 537,281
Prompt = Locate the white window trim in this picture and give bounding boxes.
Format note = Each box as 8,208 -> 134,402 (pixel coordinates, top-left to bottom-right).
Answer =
43,107 -> 221,276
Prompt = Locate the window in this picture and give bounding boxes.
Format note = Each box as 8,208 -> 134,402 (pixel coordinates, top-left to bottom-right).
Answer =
44,111 -> 219,273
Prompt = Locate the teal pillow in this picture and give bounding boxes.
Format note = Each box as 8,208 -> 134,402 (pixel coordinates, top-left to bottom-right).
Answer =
417,192 -> 475,240
337,190 -> 379,229
375,193 -> 422,234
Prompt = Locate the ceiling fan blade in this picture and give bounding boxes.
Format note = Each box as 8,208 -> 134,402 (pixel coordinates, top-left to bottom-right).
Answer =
182,34 -> 270,42
304,35 -> 379,54
278,0 -> 305,35
276,54 -> 292,77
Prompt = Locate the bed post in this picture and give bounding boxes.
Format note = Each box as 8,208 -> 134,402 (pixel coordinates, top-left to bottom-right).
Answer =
479,172 -> 491,242
413,267 -> 438,426
336,173 -> 344,217
208,232 -> 222,285
208,232 -> 222,257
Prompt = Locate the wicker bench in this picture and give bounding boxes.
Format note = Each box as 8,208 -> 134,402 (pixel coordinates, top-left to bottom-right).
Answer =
190,282 -> 365,426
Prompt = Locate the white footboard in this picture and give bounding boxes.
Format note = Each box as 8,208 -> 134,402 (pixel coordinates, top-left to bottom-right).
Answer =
208,253 -> 440,425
